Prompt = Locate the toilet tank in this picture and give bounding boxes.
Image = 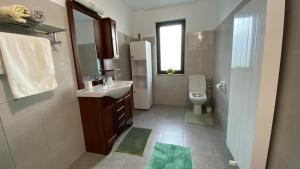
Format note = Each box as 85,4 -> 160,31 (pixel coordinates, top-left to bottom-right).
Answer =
189,75 -> 206,93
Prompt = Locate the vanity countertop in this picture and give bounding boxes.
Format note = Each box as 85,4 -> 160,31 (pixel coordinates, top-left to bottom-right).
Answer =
76,81 -> 133,99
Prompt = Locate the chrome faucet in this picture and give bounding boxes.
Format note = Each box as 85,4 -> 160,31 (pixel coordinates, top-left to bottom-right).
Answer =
103,77 -> 108,85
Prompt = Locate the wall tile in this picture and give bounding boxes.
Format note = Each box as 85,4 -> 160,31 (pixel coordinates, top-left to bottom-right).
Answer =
143,31 -> 215,106
212,15 -> 234,133
7,128 -> 52,169
0,119 -> 15,169
0,0 -> 85,169
0,76 -> 14,104
0,98 -> 43,139
50,134 -> 85,169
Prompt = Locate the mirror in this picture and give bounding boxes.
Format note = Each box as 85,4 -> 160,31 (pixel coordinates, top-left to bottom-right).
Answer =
66,0 -> 104,89
73,10 -> 102,81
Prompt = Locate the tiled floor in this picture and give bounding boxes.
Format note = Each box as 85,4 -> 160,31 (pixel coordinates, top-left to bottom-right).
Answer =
68,105 -> 236,169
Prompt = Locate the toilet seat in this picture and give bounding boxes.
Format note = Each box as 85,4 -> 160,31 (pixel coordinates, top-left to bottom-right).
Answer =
192,93 -> 204,97
188,74 -> 207,115
189,92 -> 207,101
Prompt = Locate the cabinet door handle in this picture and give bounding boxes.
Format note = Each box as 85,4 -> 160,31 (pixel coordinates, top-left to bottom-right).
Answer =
131,56 -> 134,59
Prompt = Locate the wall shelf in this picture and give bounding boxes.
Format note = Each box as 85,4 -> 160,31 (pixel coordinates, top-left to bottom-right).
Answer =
0,17 -> 66,45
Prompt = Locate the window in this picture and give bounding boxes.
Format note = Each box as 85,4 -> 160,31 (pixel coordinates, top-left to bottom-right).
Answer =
156,19 -> 186,74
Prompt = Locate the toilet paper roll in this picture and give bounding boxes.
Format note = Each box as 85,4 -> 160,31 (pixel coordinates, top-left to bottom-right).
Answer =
216,83 -> 223,89
229,160 -> 238,166
84,81 -> 93,90
216,81 -> 226,94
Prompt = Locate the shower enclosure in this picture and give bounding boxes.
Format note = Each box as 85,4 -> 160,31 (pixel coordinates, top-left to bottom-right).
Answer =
226,0 -> 285,169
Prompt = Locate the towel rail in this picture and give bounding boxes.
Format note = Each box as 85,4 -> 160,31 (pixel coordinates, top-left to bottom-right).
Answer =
0,17 -> 66,46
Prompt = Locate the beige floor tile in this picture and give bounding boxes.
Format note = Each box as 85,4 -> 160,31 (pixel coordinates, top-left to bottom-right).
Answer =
69,105 -> 234,169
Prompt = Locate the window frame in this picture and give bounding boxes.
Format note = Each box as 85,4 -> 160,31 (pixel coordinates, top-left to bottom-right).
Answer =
156,19 -> 186,75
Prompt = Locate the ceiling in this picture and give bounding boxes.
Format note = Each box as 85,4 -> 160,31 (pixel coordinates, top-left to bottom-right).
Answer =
120,0 -> 199,10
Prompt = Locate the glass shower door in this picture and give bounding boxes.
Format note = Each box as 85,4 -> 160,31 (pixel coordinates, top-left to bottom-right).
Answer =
0,118 -> 15,169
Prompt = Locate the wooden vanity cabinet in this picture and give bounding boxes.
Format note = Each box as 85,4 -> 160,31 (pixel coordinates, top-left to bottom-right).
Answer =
102,103 -> 117,148
78,88 -> 133,154
100,18 -> 119,59
124,93 -> 133,126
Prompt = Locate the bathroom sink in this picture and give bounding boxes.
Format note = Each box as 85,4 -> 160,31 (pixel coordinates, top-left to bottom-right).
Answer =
76,81 -> 133,99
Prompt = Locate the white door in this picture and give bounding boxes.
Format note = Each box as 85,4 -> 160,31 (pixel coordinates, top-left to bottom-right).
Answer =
226,0 -> 285,169
130,41 -> 146,60
133,89 -> 149,109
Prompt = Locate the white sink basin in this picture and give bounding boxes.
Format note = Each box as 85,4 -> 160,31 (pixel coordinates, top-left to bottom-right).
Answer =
76,81 -> 133,99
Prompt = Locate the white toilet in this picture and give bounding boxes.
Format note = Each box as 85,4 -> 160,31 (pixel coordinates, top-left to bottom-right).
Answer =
189,75 -> 207,115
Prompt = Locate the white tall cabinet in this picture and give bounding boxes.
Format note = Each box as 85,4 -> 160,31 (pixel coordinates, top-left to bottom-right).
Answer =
130,41 -> 153,109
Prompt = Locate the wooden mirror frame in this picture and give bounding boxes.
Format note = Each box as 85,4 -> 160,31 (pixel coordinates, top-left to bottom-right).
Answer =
66,0 -> 104,89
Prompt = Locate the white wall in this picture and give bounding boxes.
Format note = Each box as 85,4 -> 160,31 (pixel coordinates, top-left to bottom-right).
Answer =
50,0 -> 131,35
130,0 -> 218,37
216,0 -> 244,24
49,0 -> 244,37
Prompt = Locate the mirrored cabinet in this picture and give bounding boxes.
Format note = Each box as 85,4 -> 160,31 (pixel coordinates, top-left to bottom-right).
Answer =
100,18 -> 119,59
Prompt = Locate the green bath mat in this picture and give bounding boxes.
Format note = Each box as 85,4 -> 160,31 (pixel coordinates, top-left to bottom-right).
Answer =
184,109 -> 213,126
147,142 -> 193,169
115,127 -> 152,156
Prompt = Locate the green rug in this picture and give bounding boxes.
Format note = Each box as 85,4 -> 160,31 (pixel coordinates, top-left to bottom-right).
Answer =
184,109 -> 213,126
115,127 -> 152,156
147,142 -> 193,169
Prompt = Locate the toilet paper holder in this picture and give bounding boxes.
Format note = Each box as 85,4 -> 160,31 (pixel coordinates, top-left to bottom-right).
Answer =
216,81 -> 227,94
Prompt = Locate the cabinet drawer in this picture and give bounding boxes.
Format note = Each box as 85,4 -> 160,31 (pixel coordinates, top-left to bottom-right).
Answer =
116,98 -> 124,110
117,113 -> 127,132
116,107 -> 125,118
118,112 -> 126,124
118,121 -> 127,131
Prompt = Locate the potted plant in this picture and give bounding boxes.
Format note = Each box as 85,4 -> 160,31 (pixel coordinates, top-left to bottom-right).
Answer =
167,68 -> 175,75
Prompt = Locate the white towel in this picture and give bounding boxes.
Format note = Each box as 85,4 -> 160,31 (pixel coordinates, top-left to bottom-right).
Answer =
0,5 -> 31,23
0,32 -> 57,99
